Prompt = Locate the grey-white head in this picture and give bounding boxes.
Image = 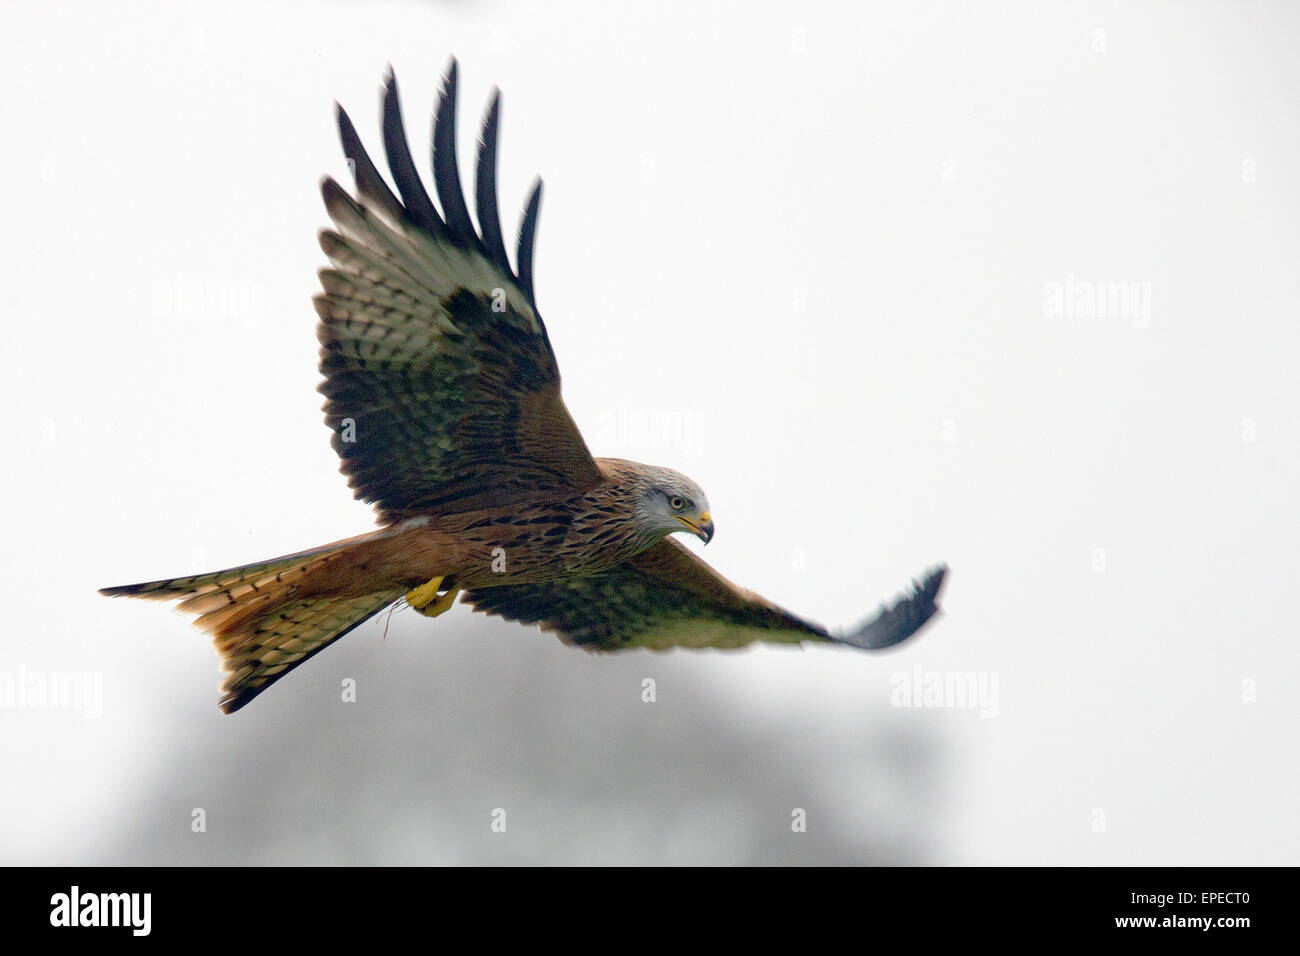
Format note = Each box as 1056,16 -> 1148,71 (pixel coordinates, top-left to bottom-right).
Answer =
620,461 -> 714,545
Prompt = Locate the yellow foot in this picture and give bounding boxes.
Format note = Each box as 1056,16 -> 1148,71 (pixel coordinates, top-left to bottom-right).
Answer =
419,587 -> 460,618
405,576 -> 461,618
405,575 -> 444,610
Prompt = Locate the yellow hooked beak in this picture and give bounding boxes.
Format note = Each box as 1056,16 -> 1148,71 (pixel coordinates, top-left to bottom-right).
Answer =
675,511 -> 714,544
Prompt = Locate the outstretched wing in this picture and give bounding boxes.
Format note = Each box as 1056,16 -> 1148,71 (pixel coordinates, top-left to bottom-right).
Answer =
316,61 -> 601,523
463,538 -> 947,652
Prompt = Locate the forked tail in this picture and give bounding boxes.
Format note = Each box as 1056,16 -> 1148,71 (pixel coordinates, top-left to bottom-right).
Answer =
101,539 -> 403,713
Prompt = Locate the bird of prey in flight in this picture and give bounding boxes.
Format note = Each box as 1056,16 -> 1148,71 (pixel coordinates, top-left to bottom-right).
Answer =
102,61 -> 948,713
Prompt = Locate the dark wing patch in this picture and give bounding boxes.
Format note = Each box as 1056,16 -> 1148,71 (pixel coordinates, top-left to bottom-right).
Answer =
318,61 -> 600,522
463,538 -> 947,653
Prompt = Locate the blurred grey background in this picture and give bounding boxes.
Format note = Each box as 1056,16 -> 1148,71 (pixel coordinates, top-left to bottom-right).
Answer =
2,0 -> 1297,864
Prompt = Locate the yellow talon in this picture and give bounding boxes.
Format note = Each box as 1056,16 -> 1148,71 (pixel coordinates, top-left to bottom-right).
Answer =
405,576 -> 460,619
405,575 -> 444,610
420,587 -> 460,618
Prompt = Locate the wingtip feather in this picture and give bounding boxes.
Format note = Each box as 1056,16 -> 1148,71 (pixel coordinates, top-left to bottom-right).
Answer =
516,177 -> 544,303
833,564 -> 949,651
474,90 -> 511,273
432,57 -> 480,248
381,68 -> 446,237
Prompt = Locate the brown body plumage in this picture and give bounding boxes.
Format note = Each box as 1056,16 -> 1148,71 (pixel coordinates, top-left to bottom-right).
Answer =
101,62 -> 947,714
304,457 -> 700,594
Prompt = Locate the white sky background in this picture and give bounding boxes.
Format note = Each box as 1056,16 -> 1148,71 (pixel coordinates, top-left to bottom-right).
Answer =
1,0 -> 1297,864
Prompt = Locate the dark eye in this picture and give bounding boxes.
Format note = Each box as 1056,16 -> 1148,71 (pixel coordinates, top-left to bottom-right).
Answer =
669,495 -> 686,511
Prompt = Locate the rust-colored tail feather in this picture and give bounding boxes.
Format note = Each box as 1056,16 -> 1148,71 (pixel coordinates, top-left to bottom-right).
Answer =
101,541 -> 403,713
210,591 -> 397,713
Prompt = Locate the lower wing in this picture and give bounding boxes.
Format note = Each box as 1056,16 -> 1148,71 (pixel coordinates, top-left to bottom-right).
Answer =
462,538 -> 947,652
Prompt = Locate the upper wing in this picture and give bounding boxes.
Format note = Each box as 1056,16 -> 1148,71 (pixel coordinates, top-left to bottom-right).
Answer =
462,537 -> 948,652
316,61 -> 601,523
